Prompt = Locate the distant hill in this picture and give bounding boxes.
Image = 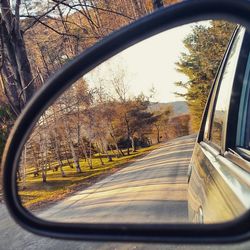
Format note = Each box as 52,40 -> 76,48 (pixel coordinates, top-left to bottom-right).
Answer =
148,101 -> 189,117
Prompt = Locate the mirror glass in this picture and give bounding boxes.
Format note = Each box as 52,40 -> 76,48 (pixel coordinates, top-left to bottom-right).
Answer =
18,20 -> 249,224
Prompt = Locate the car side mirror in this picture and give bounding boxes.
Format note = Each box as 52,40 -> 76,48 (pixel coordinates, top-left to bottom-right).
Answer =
2,0 -> 250,244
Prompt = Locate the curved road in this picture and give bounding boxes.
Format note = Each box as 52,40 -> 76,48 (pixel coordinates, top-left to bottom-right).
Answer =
38,135 -> 195,224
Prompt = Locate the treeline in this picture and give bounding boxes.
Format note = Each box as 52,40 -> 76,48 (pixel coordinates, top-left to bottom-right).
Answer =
175,21 -> 236,131
18,79 -> 190,185
0,0 -> 181,163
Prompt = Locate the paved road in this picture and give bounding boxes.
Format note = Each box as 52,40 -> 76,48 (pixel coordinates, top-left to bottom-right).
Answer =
2,135 -> 250,249
38,135 -> 195,224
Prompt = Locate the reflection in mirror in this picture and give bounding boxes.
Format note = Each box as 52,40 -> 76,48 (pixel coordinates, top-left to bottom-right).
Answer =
18,20 -> 244,224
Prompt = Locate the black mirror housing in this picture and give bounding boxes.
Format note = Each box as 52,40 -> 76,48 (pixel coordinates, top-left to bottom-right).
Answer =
2,0 -> 250,243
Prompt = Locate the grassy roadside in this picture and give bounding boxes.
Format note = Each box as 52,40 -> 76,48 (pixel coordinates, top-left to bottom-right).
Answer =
18,144 -> 161,211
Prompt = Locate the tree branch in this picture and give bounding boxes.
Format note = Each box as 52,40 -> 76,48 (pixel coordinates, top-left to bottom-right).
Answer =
22,0 -> 65,33
52,0 -> 135,21
15,0 -> 21,31
21,14 -> 102,39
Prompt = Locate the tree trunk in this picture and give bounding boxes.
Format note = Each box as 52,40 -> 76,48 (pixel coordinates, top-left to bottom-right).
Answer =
39,133 -> 47,183
96,142 -> 104,166
124,114 -> 130,155
1,0 -> 35,112
41,164 -> 47,183
101,139 -> 113,162
63,119 -> 82,173
62,143 -> 73,168
89,141 -> 93,169
130,136 -> 136,152
109,130 -> 123,157
79,142 -> 87,161
81,139 -> 92,169
69,139 -> 82,173
31,143 -> 40,177
50,109 -> 65,177
21,145 -> 26,189
54,140 -> 65,177
156,125 -> 160,143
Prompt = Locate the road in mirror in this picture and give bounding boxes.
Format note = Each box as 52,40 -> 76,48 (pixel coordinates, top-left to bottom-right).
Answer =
17,20 -> 243,224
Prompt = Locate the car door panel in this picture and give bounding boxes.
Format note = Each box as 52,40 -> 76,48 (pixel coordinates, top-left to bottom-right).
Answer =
188,142 -> 246,223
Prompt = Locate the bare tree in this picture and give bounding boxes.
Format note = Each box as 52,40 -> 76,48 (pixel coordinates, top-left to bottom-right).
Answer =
0,0 -> 35,114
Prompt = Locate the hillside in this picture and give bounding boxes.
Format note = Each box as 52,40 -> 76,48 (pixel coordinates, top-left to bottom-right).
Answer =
148,101 -> 189,116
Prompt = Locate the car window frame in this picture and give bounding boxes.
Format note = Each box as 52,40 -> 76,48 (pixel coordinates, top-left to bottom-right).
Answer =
201,26 -> 240,145
200,27 -> 250,174
225,29 -> 250,170
226,29 -> 250,152
201,27 -> 246,154
236,49 -> 250,150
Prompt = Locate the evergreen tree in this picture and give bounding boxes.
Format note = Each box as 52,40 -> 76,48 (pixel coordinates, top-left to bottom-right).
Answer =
175,21 -> 236,131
